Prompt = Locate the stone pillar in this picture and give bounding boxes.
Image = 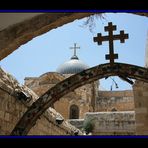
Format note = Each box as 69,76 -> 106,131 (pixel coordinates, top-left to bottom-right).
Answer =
133,32 -> 148,135
133,81 -> 148,135
91,81 -> 99,112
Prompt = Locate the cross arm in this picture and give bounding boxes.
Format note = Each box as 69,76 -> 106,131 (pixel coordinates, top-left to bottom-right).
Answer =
113,31 -> 129,43
93,33 -> 109,45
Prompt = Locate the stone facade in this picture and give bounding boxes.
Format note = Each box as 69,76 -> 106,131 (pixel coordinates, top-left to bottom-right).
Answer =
0,66 -> 137,135
97,90 -> 134,112
133,81 -> 148,135
25,72 -> 135,120
25,72 -> 99,120
68,119 -> 84,131
24,71 -> 137,135
0,68 -> 82,135
68,111 -> 136,135
84,111 -> 135,135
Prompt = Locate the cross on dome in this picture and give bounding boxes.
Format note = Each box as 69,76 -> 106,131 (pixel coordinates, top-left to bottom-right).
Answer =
70,43 -> 80,59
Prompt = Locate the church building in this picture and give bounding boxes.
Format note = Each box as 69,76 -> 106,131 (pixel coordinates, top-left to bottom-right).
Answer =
24,43 -> 134,125
25,44 -> 99,120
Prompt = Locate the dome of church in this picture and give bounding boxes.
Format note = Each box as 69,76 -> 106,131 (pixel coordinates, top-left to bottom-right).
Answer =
57,55 -> 89,74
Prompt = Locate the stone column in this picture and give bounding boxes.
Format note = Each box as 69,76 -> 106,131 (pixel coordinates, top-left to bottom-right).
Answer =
133,32 -> 148,135
133,81 -> 148,135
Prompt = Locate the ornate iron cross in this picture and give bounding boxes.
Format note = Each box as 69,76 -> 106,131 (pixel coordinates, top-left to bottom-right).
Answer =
94,22 -> 128,66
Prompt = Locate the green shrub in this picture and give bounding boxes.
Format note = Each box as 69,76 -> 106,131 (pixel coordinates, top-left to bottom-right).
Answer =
83,118 -> 94,135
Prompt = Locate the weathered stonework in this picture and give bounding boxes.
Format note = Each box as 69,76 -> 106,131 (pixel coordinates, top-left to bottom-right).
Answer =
84,111 -> 136,135
133,80 -> 148,135
97,90 -> 134,112
0,67 -> 82,135
24,70 -> 137,135
68,119 -> 84,131
68,112 -> 136,135
0,13 -> 148,135
25,72 -> 99,119
13,62 -> 148,135
2,62 -> 148,135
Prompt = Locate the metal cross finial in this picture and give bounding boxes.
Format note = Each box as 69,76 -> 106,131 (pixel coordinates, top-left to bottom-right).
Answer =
70,43 -> 80,56
93,22 -> 129,66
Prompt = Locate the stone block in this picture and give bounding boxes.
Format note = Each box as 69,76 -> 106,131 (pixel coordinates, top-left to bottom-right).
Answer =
135,107 -> 147,113
143,92 -> 148,97
0,110 -> 5,119
84,111 -> 135,135
4,112 -> 10,122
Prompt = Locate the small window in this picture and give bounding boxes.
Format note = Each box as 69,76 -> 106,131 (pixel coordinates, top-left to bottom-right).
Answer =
69,105 -> 79,119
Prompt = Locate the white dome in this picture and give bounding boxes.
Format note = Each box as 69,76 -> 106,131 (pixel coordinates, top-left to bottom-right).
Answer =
57,55 -> 89,74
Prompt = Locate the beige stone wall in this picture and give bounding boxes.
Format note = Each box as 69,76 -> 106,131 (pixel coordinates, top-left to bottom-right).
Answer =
29,107 -> 81,135
54,98 -> 70,119
97,90 -> 134,112
84,111 -> 136,135
25,73 -> 99,120
0,68 -> 81,135
133,81 -> 148,135
0,89 -> 23,135
0,89 -> 79,135
25,73 -> 73,119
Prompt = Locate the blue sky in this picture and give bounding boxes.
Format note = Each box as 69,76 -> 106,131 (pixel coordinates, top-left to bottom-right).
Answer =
0,13 -> 148,90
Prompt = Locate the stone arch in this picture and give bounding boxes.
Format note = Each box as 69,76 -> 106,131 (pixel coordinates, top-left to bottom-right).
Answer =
0,13 -> 93,61
11,62 -> 148,135
69,104 -> 79,119
0,13 -> 147,61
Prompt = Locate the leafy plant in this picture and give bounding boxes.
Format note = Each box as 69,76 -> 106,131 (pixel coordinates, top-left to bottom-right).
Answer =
83,118 -> 94,135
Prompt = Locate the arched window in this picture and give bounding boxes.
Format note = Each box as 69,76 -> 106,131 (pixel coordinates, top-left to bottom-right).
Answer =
69,105 -> 79,119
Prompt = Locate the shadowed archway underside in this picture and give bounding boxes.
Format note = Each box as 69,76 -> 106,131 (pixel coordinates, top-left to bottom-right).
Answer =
0,13 -> 147,61
11,62 -> 148,135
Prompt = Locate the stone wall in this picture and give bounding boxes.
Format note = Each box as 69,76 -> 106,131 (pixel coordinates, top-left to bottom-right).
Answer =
84,111 -> 136,135
0,68 -> 82,135
67,112 -> 136,135
25,72 -> 99,119
133,81 -> 148,135
68,119 -> 84,131
97,90 -> 134,112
